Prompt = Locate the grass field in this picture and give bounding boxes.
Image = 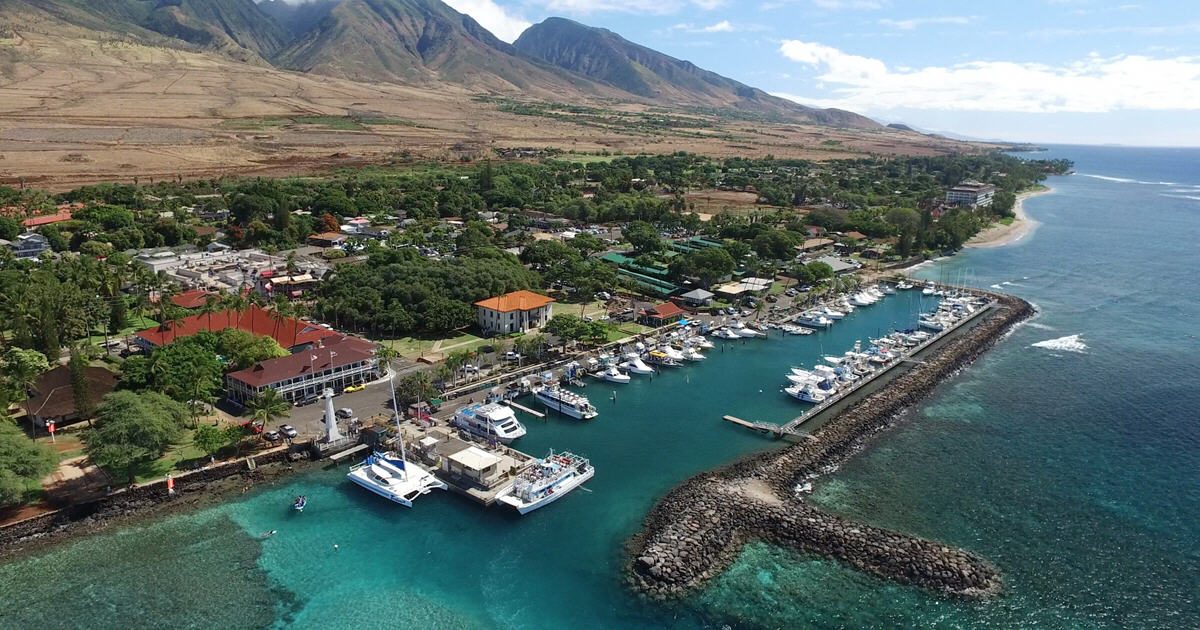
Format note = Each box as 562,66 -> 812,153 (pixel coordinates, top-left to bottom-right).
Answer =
132,429 -> 206,483
79,315 -> 158,346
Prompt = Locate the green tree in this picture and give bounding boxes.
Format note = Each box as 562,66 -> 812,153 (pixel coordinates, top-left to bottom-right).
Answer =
2,348 -> 50,404
245,389 -> 290,427
0,217 -> 20,241
192,423 -> 237,463
624,221 -> 662,254
108,297 -> 128,335
544,314 -> 587,343
671,247 -> 736,288
806,261 -> 835,281
421,297 -> 473,333
218,329 -> 289,371
84,391 -> 187,483
394,372 -> 434,408
0,420 -> 57,507
68,347 -> 97,424
148,339 -> 224,408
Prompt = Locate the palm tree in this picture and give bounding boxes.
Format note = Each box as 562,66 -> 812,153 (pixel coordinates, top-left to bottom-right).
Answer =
245,389 -> 290,427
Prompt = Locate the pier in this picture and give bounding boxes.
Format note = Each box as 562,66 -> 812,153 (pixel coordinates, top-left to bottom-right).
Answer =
724,289 -> 999,440
628,290 -> 1034,601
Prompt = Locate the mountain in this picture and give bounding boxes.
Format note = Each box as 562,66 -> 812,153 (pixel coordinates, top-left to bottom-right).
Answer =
273,0 -> 608,98
14,0 -> 290,61
514,17 -> 876,128
258,0 -> 338,38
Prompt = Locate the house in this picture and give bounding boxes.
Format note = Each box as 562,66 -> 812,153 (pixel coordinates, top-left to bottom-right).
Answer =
22,209 -> 74,229
135,304 -> 341,352
24,365 -> 118,428
844,231 -> 868,241
307,232 -> 348,248
474,290 -> 555,335
803,225 -> 826,237
678,288 -> 715,307
860,247 -> 889,260
4,233 -> 50,259
945,181 -> 996,207
798,238 -> 835,252
225,335 -> 379,405
639,302 -> 686,326
713,277 -> 773,300
814,255 -> 859,274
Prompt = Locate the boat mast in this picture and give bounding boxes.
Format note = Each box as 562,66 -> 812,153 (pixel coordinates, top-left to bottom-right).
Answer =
389,378 -> 408,480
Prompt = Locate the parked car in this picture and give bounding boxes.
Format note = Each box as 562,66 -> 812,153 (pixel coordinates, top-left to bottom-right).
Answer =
262,429 -> 282,442
279,424 -> 298,439
294,395 -> 318,407
504,351 -> 523,362
345,383 -> 366,393
336,408 -> 354,419
464,364 -> 480,373
766,295 -> 779,303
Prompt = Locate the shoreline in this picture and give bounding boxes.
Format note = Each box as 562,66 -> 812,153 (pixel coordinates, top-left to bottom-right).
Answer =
627,290 -> 1034,600
965,186 -> 1052,249
0,451 -> 319,561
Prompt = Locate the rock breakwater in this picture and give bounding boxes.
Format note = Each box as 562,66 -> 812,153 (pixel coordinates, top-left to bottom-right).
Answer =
628,293 -> 1034,600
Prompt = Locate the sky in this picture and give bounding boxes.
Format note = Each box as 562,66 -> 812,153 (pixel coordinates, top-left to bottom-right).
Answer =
428,0 -> 1200,146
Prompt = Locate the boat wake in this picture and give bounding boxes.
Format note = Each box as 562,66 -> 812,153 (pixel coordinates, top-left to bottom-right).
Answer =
1031,334 -> 1088,354
1026,322 -> 1054,331
1081,174 -> 1198,187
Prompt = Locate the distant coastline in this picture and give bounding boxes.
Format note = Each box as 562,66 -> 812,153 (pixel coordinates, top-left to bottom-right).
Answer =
965,186 -> 1052,249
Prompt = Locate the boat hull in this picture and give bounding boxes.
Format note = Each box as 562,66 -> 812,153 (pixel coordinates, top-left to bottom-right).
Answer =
499,467 -> 595,515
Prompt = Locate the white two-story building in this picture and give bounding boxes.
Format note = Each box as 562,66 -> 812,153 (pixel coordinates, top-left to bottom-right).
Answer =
474,290 -> 555,335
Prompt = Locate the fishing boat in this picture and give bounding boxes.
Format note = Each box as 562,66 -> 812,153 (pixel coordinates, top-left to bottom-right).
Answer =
882,284 -> 896,295
645,350 -> 682,368
897,281 -> 914,290
785,384 -> 827,403
817,306 -> 846,320
711,327 -> 741,340
922,282 -> 937,296
795,312 -> 833,328
687,336 -> 715,349
659,345 -> 686,361
452,402 -> 527,443
620,353 -> 655,375
729,321 -> 766,338
680,346 -> 706,361
781,324 -> 814,335
496,451 -> 594,515
347,451 -> 448,507
534,385 -> 599,419
597,364 -> 632,384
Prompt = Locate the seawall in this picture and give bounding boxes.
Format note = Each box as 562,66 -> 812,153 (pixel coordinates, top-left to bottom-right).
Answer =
0,445 -> 310,555
627,292 -> 1034,600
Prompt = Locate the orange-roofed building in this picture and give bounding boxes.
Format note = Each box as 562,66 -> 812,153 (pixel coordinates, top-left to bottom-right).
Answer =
170,289 -> 217,310
474,290 -> 555,335
135,303 -> 341,351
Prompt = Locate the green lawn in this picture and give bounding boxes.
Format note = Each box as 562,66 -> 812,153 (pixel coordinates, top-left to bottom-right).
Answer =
602,322 -> 651,342
381,331 -> 487,358
769,281 -> 788,295
79,315 -> 158,346
132,429 -> 207,484
1000,216 -> 1016,225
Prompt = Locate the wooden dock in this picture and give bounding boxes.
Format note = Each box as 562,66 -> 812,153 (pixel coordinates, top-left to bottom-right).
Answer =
722,415 -> 787,437
328,443 -> 369,462
507,401 -> 544,418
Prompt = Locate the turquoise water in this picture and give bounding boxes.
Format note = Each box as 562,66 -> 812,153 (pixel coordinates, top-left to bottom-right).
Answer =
2,145 -> 1198,628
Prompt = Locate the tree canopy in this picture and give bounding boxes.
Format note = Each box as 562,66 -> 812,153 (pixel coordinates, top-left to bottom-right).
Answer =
84,391 -> 188,483
0,420 -> 57,507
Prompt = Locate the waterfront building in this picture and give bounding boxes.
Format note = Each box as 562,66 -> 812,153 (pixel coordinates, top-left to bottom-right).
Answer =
474,290 -> 555,335
814,255 -> 860,274
679,288 -> 715,307
224,335 -> 379,405
1,233 -> 50,259
639,302 -> 686,326
945,181 -> 996,207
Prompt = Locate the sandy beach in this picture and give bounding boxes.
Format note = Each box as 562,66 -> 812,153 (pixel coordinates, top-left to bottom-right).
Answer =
965,187 -> 1052,248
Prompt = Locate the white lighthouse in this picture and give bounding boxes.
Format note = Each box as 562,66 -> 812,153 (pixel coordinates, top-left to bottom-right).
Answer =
321,388 -> 342,442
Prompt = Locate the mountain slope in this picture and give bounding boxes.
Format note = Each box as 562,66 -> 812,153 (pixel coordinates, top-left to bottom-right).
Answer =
514,17 -> 876,128
274,0 -> 608,98
258,0 -> 339,38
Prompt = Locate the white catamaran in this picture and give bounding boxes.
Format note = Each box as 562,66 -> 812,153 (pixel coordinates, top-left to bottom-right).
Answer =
347,382 -> 447,507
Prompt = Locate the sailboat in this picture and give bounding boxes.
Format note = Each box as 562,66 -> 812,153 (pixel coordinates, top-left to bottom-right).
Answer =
346,381 -> 447,507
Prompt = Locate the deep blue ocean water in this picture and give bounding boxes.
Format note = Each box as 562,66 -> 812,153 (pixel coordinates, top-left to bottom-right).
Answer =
1,145 -> 1197,629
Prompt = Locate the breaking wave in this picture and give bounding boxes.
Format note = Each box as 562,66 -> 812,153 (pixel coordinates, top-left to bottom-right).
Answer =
1080,174 -> 1197,188
1032,334 -> 1088,354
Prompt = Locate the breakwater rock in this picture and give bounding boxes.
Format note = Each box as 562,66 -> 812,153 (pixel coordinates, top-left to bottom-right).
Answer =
628,293 -> 1034,600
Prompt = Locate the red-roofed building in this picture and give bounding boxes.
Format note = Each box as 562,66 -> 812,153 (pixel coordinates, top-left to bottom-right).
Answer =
474,290 -> 555,334
639,302 -> 685,326
22,209 -> 73,228
134,304 -> 340,351
170,289 -> 216,310
225,335 -> 379,405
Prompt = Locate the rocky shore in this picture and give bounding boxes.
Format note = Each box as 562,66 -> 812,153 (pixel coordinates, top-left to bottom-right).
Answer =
0,446 -> 315,558
628,292 -> 1034,600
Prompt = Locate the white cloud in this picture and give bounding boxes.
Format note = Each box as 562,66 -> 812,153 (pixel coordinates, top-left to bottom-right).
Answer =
777,39 -> 1200,114
812,0 -> 883,9
442,0 -> 532,42
671,19 -> 760,33
878,15 -> 975,30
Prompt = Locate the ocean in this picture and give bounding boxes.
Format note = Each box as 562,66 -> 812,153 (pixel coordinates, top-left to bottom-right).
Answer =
1,145 -> 1197,629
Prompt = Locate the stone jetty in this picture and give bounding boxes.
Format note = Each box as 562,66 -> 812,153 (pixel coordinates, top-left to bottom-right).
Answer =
628,292 -> 1034,600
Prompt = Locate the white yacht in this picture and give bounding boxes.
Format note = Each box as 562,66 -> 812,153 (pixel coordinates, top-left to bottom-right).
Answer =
795,312 -> 833,328
452,403 -> 527,443
646,350 -> 682,368
850,292 -> 876,307
680,346 -> 706,361
922,282 -> 937,296
817,306 -> 846,320
730,321 -> 766,338
598,364 -> 632,384
620,353 -> 655,375
781,324 -> 814,336
659,345 -> 686,361
785,385 -> 827,404
688,336 -> 715,349
496,451 -> 594,515
897,281 -> 915,290
711,327 -> 741,340
347,451 -> 448,507
534,385 -> 599,420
